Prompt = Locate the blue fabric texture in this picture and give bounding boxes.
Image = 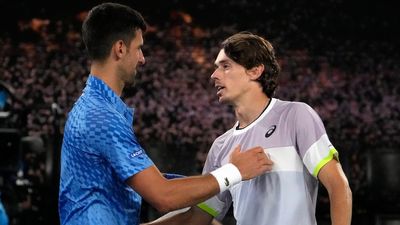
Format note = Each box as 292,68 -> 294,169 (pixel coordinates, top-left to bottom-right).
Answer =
59,75 -> 154,225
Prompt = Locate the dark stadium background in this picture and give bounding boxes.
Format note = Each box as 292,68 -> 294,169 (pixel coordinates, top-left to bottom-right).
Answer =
0,0 -> 399,225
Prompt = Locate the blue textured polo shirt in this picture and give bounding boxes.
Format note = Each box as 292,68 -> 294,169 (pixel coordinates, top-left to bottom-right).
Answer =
59,75 -> 154,225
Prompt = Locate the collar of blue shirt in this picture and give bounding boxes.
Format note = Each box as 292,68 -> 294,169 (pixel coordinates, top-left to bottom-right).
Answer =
84,75 -> 135,124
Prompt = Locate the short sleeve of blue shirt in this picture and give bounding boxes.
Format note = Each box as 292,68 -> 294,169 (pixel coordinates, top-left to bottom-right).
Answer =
85,107 -> 153,181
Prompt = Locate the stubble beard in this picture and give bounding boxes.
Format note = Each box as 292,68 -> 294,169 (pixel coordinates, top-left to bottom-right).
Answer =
120,68 -> 137,88
125,70 -> 137,87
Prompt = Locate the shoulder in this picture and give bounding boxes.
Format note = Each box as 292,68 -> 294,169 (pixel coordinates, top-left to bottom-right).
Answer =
271,99 -> 317,120
279,101 -> 326,135
207,127 -> 234,157
273,99 -> 312,112
288,101 -> 320,121
213,127 -> 234,148
202,128 -> 235,173
71,93 -> 126,131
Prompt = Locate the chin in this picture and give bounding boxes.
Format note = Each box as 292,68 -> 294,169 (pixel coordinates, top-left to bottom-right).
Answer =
125,79 -> 136,87
218,97 -> 229,104
126,72 -> 137,86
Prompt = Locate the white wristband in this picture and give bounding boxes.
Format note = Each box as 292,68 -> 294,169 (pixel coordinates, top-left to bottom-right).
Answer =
210,163 -> 242,193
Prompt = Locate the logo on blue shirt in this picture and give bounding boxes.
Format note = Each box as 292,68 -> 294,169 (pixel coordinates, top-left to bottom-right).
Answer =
130,149 -> 144,158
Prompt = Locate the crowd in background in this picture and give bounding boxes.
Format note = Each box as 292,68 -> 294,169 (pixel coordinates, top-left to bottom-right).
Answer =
0,1 -> 399,224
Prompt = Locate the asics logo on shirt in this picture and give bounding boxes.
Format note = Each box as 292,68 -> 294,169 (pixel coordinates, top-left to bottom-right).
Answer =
265,125 -> 276,138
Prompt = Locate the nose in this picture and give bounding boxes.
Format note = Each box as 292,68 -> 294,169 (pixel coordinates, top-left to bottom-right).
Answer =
210,69 -> 218,80
138,51 -> 145,65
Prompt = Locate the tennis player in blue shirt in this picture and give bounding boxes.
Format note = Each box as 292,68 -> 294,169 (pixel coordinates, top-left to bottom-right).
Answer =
58,3 -> 273,225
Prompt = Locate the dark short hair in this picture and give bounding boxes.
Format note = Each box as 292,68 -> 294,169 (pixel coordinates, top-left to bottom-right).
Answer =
82,3 -> 147,61
221,32 -> 280,97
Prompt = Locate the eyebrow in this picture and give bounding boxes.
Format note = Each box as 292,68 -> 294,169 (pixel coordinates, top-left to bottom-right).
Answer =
214,59 -> 231,66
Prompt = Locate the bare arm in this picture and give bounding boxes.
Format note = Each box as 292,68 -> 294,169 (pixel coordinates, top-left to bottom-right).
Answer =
142,206 -> 213,225
318,159 -> 352,225
128,166 -> 218,213
128,146 -> 273,213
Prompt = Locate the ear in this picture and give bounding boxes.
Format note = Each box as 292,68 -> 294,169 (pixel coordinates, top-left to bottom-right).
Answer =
112,40 -> 126,60
246,64 -> 265,80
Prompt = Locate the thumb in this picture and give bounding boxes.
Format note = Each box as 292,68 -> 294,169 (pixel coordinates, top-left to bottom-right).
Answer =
230,145 -> 241,160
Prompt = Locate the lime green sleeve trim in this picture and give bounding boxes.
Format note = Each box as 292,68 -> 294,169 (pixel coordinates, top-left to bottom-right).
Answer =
312,148 -> 339,177
197,202 -> 219,217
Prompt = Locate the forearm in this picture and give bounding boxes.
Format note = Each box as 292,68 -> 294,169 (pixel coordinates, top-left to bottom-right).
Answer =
130,164 -> 244,213
130,146 -> 272,213
154,175 -> 219,212
329,184 -> 352,225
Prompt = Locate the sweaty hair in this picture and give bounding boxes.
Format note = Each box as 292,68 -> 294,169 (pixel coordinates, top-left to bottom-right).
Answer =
221,32 -> 280,97
82,3 -> 147,61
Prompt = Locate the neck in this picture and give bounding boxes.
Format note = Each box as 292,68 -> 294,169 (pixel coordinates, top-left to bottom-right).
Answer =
234,92 -> 270,129
90,61 -> 124,96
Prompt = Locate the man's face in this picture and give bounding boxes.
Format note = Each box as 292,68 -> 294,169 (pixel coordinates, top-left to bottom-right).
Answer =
119,29 -> 145,86
211,49 -> 250,104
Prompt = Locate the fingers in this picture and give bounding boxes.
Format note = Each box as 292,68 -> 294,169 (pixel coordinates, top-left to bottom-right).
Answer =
259,152 -> 273,165
246,147 -> 273,164
229,145 -> 241,161
259,164 -> 274,173
248,148 -> 274,172
233,145 -> 241,154
229,145 -> 275,180
235,145 -> 241,152
246,146 -> 264,153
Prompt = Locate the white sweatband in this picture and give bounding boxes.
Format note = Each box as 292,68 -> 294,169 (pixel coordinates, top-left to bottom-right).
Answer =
210,163 -> 242,193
